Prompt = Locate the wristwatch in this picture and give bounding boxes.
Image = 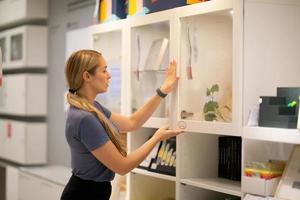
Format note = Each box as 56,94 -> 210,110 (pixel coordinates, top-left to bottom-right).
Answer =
156,88 -> 168,98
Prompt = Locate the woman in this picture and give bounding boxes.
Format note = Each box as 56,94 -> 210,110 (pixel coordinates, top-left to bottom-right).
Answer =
61,49 -> 183,200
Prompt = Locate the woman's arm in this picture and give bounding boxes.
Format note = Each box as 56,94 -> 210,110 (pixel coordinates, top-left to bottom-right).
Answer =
91,126 -> 183,175
110,60 -> 179,132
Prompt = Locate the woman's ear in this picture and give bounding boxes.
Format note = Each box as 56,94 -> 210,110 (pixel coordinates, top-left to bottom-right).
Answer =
82,71 -> 92,82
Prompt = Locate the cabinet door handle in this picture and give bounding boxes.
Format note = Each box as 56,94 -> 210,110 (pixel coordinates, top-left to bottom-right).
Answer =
181,110 -> 194,119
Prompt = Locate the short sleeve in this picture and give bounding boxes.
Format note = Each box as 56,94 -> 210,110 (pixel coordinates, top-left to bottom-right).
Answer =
94,101 -> 111,118
79,114 -> 110,151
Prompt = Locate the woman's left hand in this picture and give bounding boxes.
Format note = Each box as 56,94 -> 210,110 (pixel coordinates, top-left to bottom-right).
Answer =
160,59 -> 179,94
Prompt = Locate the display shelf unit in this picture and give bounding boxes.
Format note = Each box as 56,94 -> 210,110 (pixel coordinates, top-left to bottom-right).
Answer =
0,25 -> 48,69
87,0 -> 300,199
242,1 -> 300,198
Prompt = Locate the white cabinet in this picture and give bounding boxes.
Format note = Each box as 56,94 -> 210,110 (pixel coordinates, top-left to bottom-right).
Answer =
0,74 -> 47,116
19,172 -> 64,200
0,25 -> 48,69
19,166 -> 70,200
0,119 -> 47,164
0,0 -> 48,28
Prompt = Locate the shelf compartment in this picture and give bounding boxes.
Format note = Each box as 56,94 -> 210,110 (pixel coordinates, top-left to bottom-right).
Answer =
132,168 -> 175,182
243,126 -> 300,144
243,0 -> 300,127
176,7 -> 241,136
179,132 -> 241,196
181,177 -> 241,197
129,173 -> 175,200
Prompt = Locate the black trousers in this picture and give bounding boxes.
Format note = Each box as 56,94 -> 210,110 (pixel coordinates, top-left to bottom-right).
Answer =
61,174 -> 111,200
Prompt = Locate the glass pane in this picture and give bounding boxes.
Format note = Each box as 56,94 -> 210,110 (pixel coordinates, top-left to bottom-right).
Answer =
131,22 -> 170,117
0,79 -> 6,107
11,34 -> 23,61
93,31 -> 122,113
180,10 -> 233,123
0,38 -> 6,62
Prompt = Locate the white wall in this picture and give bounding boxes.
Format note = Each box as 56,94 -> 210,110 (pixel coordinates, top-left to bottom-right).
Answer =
48,0 -> 95,166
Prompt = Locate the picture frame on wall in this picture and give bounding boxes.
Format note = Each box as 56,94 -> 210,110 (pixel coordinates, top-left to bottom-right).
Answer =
275,145 -> 300,200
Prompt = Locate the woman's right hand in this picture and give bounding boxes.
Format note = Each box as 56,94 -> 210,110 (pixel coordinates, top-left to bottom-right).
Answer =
153,125 -> 184,142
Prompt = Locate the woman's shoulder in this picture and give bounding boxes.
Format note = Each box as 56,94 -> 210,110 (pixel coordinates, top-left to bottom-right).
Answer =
67,106 -> 96,123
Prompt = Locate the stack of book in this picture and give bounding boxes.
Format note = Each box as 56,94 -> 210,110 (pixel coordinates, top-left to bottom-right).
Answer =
218,136 -> 241,181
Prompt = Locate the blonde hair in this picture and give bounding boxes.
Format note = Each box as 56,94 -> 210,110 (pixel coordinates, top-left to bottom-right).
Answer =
65,49 -> 127,156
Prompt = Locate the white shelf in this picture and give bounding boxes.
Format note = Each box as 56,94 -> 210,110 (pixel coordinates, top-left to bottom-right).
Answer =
142,117 -> 169,128
132,168 -> 176,182
180,177 -> 241,197
243,126 -> 300,144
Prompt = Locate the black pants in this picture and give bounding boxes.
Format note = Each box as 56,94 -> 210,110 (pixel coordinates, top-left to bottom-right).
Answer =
61,174 -> 111,200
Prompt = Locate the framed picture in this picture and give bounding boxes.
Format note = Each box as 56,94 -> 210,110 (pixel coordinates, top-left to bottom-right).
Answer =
275,145 -> 300,200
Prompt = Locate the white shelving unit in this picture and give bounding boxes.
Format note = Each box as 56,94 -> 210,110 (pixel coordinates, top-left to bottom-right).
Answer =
0,25 -> 48,69
87,0 -> 300,199
242,0 -> 300,199
0,0 -> 48,28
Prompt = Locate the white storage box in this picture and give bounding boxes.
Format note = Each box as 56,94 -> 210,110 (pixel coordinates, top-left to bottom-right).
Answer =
0,74 -> 47,116
0,25 -> 48,69
0,0 -> 48,28
243,176 -> 281,196
0,119 -> 47,164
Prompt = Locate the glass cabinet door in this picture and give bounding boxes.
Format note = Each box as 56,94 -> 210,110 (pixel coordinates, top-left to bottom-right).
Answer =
0,37 -> 6,63
10,33 -> 23,61
93,30 -> 122,113
131,21 -> 170,118
178,9 -> 234,130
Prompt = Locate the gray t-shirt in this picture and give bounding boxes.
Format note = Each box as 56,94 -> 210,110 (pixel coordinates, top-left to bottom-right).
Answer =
65,101 -> 116,182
